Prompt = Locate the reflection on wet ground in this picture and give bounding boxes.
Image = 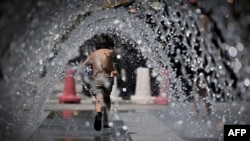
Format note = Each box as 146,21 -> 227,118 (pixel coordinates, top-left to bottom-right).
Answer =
28,110 -> 131,141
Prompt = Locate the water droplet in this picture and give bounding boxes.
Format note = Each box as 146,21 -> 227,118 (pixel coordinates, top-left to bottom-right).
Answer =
234,59 -> 241,70
228,46 -> 237,57
114,19 -> 120,24
244,79 -> 250,87
108,122 -> 114,127
39,59 -> 43,65
151,2 -> 163,11
122,125 -> 128,130
85,121 -> 90,127
51,61 -> 55,66
54,34 -> 60,40
137,39 -> 142,44
177,120 -> 183,125
122,87 -> 127,92
116,131 -> 121,137
236,42 -> 244,51
48,52 -> 55,59
121,69 -> 126,82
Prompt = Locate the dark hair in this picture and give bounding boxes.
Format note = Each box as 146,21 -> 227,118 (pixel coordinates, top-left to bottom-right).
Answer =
94,33 -> 114,49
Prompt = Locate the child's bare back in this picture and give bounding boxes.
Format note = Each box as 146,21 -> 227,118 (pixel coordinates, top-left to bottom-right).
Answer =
83,49 -> 118,77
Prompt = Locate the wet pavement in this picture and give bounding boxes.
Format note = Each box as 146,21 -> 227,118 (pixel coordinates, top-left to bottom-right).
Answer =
4,95 -> 250,141
23,98 -> 250,141
3,84 -> 250,141
27,110 -> 131,141
2,84 -> 243,141
0,81 -> 247,141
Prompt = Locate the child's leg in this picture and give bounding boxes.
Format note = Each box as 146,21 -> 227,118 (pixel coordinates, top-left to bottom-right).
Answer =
95,94 -> 103,113
94,93 -> 103,131
102,94 -> 111,127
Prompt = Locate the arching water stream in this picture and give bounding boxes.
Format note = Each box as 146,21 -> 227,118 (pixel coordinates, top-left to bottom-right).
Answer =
0,0 -> 249,140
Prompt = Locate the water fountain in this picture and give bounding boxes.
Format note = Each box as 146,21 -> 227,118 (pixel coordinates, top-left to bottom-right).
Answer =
0,0 -> 249,140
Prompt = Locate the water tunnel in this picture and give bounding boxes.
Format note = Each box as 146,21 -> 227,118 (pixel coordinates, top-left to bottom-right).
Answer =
68,33 -> 159,99
0,0 -> 250,140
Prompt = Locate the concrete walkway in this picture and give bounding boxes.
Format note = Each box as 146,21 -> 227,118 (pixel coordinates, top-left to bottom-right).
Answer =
4,86 -> 250,141
41,94 -> 250,141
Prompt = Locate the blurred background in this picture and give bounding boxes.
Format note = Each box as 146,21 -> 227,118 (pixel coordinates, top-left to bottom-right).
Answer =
0,0 -> 250,140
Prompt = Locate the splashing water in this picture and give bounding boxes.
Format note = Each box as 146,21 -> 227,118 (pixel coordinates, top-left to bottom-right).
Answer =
0,0 -> 249,140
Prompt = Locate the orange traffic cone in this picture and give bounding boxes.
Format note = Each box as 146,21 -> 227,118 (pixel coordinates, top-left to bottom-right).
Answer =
58,69 -> 81,103
155,68 -> 170,105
